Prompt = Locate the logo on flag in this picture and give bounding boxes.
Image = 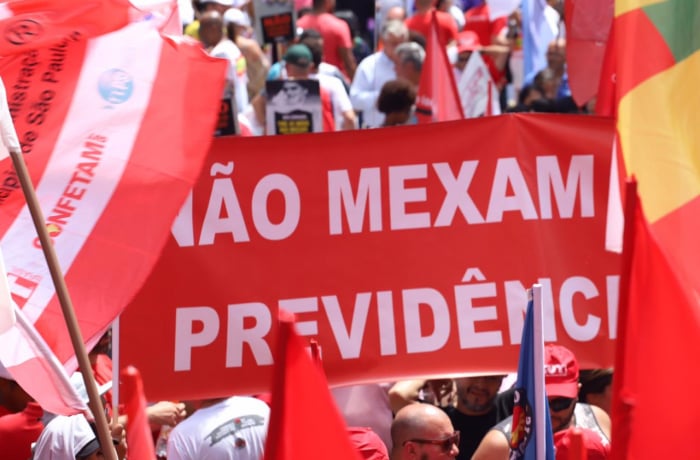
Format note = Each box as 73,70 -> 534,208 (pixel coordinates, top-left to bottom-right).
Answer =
5,19 -> 43,45
98,68 -> 134,104
510,388 -> 533,455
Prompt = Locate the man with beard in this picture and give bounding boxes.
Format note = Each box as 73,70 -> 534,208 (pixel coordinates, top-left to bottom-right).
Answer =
389,376 -> 513,460
471,344 -> 611,460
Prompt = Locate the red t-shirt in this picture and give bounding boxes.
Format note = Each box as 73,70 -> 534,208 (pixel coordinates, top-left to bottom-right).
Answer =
297,13 -> 353,76
0,402 -> 44,460
405,10 -> 459,47
464,4 -> 508,46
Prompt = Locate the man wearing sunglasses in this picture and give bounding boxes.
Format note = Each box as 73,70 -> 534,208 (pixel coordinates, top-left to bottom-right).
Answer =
391,403 -> 460,459
471,344 -> 611,460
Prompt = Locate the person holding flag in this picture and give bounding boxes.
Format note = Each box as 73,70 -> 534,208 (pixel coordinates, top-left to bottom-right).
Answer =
472,287 -> 610,460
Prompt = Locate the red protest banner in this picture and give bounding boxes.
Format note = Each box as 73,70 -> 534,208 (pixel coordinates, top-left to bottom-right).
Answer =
120,114 -> 620,402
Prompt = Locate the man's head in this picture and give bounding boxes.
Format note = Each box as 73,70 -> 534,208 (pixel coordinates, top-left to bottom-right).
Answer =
545,344 -> 580,432
454,30 -> 481,71
546,38 -> 566,72
201,0 -> 233,15
199,11 -> 224,48
284,44 -> 314,78
578,369 -> 613,415
391,403 -> 459,460
279,80 -> 308,105
299,29 -> 324,71
0,361 -> 33,413
395,42 -> 425,87
381,19 -> 409,62
453,375 -> 504,415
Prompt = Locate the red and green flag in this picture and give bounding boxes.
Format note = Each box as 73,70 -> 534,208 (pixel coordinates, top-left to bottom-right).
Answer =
611,0 -> 700,296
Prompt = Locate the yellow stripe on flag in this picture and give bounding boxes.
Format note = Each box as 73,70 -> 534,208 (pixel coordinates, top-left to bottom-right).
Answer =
618,50 -> 700,223
616,0 -> 665,17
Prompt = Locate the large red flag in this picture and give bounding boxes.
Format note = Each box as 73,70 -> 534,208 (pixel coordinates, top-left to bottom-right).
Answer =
263,311 -> 362,460
121,366 -> 156,460
415,11 -> 464,123
611,182 -> 700,460
0,19 -> 225,414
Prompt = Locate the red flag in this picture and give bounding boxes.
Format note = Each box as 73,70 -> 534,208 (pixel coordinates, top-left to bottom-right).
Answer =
415,11 -> 464,123
0,0 -> 135,55
611,181 -> 700,460
121,366 -> 156,460
263,311 -> 361,460
0,19 -> 225,414
564,0 -> 613,107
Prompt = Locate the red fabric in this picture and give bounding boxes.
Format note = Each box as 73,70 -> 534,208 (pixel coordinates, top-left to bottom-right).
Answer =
262,311 -> 362,460
0,402 -> 44,460
92,353 -> 115,411
416,12 -> 464,123
611,189 -> 700,460
347,427 -> 389,460
320,86 -> 335,132
564,0 -> 613,106
405,9 -> 459,47
594,22 -> 616,117
0,21 -> 225,416
0,0 -> 133,55
554,427 -> 610,460
464,5 -> 508,46
121,366 -> 156,460
297,13 -> 353,77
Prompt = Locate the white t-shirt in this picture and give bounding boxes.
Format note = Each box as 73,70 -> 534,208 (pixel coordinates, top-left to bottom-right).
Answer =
210,39 -> 249,114
167,396 -> 270,460
314,73 -> 354,130
350,52 -> 397,129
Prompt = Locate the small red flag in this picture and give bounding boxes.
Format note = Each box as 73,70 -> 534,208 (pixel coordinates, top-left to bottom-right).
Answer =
415,11 -> 464,123
263,311 -> 361,460
121,366 -> 156,460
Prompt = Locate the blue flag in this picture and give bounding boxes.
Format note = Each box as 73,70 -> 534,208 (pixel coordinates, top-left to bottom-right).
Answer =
522,0 -> 558,84
509,286 -> 555,460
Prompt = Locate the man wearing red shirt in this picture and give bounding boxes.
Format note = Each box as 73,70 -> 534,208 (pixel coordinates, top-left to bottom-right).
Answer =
463,3 -> 508,47
405,0 -> 459,47
297,0 -> 357,79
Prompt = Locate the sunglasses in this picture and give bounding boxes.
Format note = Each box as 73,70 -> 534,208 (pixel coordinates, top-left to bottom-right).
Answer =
405,431 -> 460,453
548,397 -> 575,412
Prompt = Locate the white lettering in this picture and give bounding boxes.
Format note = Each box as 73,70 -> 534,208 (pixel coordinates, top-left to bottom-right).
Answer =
537,155 -> 594,219
328,168 -> 382,234
174,307 -> 219,371
226,303 -> 273,367
402,288 -> 449,353
251,174 -> 300,240
389,165 -> 430,230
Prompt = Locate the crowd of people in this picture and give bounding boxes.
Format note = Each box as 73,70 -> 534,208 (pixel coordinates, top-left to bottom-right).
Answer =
0,0 -> 614,458
181,0 -> 585,135
0,330 -> 614,459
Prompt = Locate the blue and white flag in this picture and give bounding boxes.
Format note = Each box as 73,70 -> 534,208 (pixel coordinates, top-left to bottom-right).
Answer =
509,285 -> 555,460
522,0 -> 560,84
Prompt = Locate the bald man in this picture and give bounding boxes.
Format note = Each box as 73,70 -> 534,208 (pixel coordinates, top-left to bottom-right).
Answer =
391,404 -> 459,460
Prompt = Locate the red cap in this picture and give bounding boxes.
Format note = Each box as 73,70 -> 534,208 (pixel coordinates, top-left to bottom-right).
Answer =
554,427 -> 610,460
544,344 -> 579,398
456,30 -> 482,54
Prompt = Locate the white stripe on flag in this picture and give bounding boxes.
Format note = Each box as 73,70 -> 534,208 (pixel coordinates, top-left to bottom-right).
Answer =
0,304 -> 86,414
0,246 -> 15,333
2,21 -> 163,322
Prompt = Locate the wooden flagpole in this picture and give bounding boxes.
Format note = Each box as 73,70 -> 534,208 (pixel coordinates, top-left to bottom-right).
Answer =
9,149 -> 118,460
